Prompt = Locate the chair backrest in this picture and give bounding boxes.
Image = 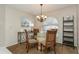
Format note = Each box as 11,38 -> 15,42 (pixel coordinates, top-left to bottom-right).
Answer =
46,29 -> 57,48
33,29 -> 39,35
33,29 -> 39,40
25,29 -> 36,41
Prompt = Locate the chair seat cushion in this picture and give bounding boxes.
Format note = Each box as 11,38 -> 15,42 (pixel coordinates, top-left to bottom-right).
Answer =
29,39 -> 38,43
41,40 -> 46,46
28,33 -> 34,39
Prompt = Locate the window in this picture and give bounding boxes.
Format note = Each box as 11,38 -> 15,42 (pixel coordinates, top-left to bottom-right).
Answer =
43,17 -> 58,31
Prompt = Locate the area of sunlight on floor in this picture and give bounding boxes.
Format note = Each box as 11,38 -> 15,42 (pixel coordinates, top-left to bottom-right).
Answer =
0,47 -> 12,54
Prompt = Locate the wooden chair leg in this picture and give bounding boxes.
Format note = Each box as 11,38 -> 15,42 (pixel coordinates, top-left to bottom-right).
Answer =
45,47 -> 48,53
36,43 -> 38,50
26,43 -> 29,53
40,44 -> 42,51
54,46 -> 56,54
44,47 -> 47,53
26,44 -> 27,48
62,44 -> 64,53
27,45 -> 29,53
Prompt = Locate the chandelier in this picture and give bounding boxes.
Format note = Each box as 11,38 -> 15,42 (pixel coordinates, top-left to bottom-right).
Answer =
36,4 -> 47,22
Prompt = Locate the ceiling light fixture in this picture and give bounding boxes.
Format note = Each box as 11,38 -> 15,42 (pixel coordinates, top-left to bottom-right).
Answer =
36,4 -> 47,22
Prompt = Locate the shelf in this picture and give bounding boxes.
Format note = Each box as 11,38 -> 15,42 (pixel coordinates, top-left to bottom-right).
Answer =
64,33 -> 73,36
63,16 -> 74,47
64,28 -> 74,30
64,30 -> 74,32
63,35 -> 74,38
63,32 -> 73,34
64,23 -> 73,25
63,37 -> 74,42
63,43 -> 74,47
63,35 -> 74,37
64,29 -> 74,32
64,25 -> 73,27
64,32 -> 73,35
64,28 -> 73,30
63,41 -> 74,47
64,20 -> 73,22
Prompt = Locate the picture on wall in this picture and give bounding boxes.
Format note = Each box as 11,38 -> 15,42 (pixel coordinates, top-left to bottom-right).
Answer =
21,16 -> 34,27
21,16 -> 30,27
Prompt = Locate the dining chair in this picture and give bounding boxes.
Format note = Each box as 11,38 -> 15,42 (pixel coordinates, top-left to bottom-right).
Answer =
33,29 -> 39,40
40,29 -> 57,53
24,29 -> 38,53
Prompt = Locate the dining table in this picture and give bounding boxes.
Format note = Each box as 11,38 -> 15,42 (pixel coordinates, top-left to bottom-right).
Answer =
37,31 -> 46,50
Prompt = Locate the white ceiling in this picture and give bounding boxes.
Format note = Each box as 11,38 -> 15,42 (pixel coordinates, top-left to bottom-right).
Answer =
7,4 -> 74,16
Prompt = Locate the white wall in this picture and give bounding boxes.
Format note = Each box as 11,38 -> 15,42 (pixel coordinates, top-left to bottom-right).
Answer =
5,6 -> 35,47
0,5 -> 5,47
77,5 -> 79,47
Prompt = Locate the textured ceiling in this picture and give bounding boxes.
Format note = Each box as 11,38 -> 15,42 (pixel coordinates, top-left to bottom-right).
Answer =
7,4 -> 74,16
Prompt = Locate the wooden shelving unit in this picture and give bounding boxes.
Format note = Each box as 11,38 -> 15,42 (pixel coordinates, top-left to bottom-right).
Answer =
63,16 -> 74,47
